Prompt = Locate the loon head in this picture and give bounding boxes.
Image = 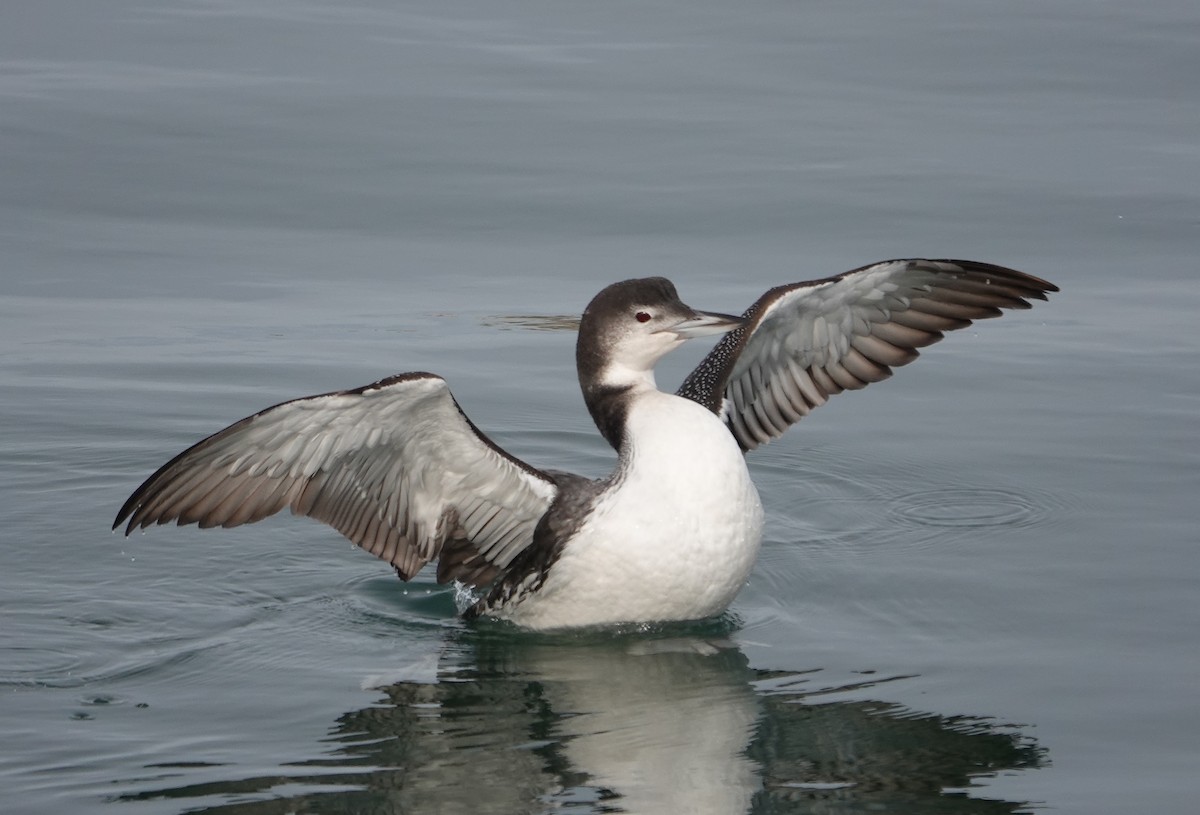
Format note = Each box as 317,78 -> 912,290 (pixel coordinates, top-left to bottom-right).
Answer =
575,276 -> 743,422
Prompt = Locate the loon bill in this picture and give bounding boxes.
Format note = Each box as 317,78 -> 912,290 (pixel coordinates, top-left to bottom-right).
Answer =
114,259 -> 1057,630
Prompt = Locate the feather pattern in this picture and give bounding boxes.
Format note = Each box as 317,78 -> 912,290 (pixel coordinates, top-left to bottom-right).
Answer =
113,372 -> 558,584
677,259 -> 1058,451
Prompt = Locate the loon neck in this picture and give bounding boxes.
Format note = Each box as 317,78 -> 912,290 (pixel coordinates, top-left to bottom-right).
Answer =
579,367 -> 659,452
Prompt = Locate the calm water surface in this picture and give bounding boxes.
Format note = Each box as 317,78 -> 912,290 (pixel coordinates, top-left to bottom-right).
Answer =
2,1 -> 1198,813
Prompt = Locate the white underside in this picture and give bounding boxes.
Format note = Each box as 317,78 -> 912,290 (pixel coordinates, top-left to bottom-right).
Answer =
496,391 -> 764,630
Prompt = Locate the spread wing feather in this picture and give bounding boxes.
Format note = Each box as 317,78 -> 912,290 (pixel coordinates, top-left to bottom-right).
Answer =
677,259 -> 1058,451
114,372 -> 557,585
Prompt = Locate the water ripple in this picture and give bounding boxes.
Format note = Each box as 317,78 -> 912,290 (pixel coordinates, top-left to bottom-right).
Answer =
335,572 -> 463,633
753,442 -> 1073,555
888,487 -> 1049,529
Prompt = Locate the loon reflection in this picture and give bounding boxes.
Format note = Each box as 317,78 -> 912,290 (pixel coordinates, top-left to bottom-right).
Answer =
115,627 -> 1045,813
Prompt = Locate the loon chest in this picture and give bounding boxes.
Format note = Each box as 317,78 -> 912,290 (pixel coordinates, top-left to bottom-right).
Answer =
506,392 -> 765,628
609,393 -> 760,540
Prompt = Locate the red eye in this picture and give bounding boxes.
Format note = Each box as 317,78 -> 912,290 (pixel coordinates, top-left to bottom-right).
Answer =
635,311 -> 652,323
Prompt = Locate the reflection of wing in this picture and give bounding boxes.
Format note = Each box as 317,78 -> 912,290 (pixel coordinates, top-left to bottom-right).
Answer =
753,683 -> 1045,802
678,259 -> 1058,450
114,373 -> 557,586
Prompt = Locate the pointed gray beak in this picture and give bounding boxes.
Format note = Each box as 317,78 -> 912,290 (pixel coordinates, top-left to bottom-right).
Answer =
667,309 -> 745,339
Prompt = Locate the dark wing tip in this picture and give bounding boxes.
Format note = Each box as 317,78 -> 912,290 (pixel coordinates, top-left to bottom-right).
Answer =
111,432 -> 233,536
931,258 -> 1059,295
113,474 -> 158,534
112,506 -> 131,534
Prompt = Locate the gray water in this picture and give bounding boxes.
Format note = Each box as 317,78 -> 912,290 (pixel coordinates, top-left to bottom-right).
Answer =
2,1 -> 1198,813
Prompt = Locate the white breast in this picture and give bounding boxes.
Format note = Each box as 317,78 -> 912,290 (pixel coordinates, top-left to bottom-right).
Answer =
501,392 -> 764,629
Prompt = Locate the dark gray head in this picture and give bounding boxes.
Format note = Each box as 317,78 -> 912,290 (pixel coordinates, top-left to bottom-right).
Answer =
575,277 -> 743,448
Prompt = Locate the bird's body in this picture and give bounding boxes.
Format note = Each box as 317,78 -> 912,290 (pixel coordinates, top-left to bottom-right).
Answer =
115,260 -> 1056,630
486,390 -> 763,629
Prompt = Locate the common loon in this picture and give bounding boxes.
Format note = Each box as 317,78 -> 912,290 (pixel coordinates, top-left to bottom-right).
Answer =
114,259 -> 1057,629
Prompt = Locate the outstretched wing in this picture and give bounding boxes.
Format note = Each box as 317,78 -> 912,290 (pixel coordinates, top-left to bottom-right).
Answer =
677,259 -> 1058,451
114,372 -> 558,586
